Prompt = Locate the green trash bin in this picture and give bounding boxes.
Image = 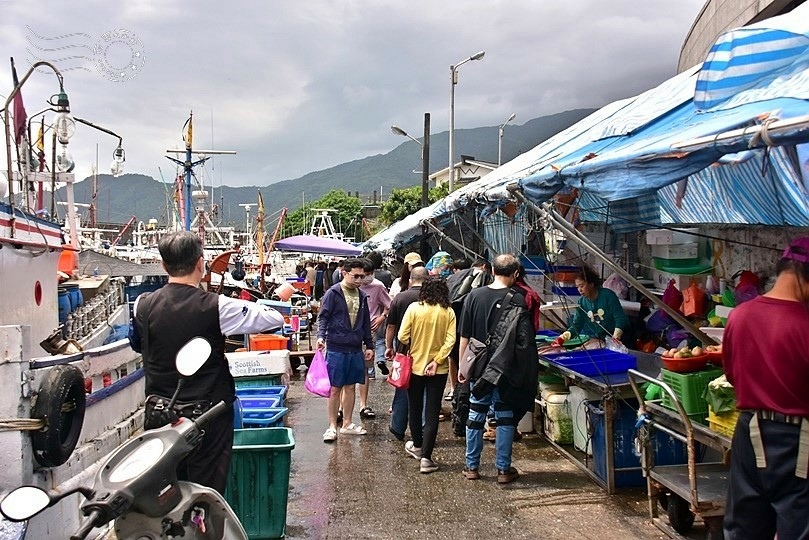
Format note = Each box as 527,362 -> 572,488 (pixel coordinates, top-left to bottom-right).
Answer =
226,427 -> 295,539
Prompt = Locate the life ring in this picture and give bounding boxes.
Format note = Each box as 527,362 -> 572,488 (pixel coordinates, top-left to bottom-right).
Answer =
30,364 -> 86,467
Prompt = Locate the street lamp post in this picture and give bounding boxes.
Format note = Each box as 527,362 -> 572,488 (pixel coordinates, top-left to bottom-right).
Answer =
391,112 -> 430,208
498,112 -> 516,166
449,50 -> 484,193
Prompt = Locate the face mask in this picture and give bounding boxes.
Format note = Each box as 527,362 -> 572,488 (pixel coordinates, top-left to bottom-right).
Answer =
362,275 -> 374,285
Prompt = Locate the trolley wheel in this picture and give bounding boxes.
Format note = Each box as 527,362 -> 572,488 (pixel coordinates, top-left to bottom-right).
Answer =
667,494 -> 695,534
657,491 -> 670,511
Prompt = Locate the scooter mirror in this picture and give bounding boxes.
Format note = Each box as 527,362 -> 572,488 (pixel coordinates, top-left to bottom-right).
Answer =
0,485 -> 51,521
176,337 -> 212,377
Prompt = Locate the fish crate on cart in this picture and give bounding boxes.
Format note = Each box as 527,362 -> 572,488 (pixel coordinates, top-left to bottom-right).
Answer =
707,407 -> 740,438
240,407 -> 289,428
660,367 -> 723,421
236,385 -> 288,406
226,427 -> 295,539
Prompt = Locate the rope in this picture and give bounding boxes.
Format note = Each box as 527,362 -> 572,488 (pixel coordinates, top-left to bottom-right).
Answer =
0,418 -> 46,431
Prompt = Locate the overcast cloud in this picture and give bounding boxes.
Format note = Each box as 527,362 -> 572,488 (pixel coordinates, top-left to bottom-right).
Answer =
1,0 -> 705,188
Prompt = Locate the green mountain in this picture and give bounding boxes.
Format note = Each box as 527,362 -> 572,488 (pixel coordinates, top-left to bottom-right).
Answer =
57,108 -> 595,228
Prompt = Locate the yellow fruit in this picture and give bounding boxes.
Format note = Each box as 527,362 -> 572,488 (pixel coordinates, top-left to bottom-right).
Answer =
692,346 -> 703,356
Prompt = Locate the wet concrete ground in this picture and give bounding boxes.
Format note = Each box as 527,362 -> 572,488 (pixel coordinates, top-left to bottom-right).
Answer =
282,371 -> 686,540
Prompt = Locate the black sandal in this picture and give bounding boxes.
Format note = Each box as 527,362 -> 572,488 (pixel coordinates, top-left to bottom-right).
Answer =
360,406 -> 376,419
337,410 -> 343,423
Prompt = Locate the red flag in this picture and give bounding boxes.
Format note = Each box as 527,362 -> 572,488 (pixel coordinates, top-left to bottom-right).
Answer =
11,58 -> 27,145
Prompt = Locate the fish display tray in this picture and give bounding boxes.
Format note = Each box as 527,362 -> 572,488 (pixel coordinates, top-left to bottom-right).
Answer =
542,349 -> 636,376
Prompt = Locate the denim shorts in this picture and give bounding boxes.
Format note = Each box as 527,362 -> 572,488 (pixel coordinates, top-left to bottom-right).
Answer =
325,350 -> 366,388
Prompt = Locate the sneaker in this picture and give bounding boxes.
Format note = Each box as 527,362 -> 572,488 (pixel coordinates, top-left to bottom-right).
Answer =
420,458 -> 439,474
367,366 -> 376,380
462,467 -> 480,480
404,440 -> 422,459
377,361 -> 389,376
497,466 -> 519,484
323,427 -> 337,443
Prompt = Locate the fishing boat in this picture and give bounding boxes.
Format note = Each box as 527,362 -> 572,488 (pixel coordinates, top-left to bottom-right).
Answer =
1,61 -> 144,539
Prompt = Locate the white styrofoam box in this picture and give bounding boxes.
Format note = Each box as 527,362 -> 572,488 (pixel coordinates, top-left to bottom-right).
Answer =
715,305 -> 734,319
645,228 -> 699,245
650,242 -> 700,260
517,410 -> 534,433
540,384 -> 568,398
699,326 -> 725,343
226,350 -> 291,378
541,392 -> 573,444
651,268 -> 707,291
569,386 -> 601,455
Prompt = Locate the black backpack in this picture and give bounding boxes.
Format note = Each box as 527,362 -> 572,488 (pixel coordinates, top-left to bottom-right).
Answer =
450,268 -> 492,308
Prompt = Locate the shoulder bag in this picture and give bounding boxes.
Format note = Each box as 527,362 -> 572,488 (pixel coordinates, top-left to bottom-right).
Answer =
459,290 -> 514,381
387,344 -> 412,390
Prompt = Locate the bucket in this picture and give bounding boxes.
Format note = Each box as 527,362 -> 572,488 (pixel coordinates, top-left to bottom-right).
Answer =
58,288 -> 71,323
275,282 -> 296,302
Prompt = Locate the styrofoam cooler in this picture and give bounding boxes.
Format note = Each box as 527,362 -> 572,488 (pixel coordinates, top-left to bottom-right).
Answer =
568,385 -> 601,455
517,410 -> 534,433
541,389 -> 573,444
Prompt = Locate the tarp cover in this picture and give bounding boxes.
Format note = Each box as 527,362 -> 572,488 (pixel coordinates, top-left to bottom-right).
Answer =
274,235 -> 362,256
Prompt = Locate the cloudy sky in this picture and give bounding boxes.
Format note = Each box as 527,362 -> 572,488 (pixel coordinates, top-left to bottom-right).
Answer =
1,0 -> 705,189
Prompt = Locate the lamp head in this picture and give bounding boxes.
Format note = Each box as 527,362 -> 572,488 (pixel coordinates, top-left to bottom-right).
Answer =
56,146 -> 75,173
391,125 -> 408,137
471,51 -> 485,61
507,112 -> 516,123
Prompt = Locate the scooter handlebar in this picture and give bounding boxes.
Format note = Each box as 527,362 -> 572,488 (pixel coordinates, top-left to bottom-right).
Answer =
194,400 -> 228,428
70,508 -> 104,540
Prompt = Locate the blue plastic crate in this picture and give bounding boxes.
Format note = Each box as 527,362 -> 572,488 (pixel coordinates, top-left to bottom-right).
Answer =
239,396 -> 282,409
587,399 -> 689,488
543,349 -> 636,376
241,407 -> 288,428
236,385 -> 287,407
234,375 -> 284,389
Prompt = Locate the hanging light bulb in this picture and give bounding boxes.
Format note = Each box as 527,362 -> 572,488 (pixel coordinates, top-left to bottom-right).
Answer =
113,144 -> 125,163
110,160 -> 123,177
54,112 -> 76,145
56,146 -> 75,173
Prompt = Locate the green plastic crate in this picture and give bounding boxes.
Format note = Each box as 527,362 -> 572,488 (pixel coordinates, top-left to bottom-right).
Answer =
234,374 -> 283,388
661,367 -> 723,417
226,427 -> 295,539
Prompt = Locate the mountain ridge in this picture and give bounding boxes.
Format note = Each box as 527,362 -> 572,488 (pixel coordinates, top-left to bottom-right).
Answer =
57,108 -> 596,227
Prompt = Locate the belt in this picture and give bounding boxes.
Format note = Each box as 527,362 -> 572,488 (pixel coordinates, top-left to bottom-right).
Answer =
756,410 -> 805,425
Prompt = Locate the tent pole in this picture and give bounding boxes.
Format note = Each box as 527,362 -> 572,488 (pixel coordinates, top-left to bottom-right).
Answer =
421,219 -> 483,261
508,185 -> 717,346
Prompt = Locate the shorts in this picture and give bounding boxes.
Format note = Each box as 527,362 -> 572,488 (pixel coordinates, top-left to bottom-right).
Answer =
325,350 -> 366,388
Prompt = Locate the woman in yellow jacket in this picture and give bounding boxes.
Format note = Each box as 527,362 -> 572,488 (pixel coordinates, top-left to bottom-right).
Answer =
398,276 -> 456,473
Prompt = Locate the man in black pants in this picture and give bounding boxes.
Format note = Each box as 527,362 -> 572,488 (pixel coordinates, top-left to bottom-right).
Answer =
134,231 -> 285,493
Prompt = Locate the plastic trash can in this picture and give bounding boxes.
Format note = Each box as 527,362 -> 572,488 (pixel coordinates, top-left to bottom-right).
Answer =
226,427 -> 295,539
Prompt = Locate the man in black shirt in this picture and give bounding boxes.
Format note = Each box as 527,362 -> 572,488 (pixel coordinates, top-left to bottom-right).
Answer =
458,253 -> 525,484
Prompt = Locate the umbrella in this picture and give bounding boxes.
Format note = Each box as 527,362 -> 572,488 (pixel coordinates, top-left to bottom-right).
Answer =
274,235 -> 362,256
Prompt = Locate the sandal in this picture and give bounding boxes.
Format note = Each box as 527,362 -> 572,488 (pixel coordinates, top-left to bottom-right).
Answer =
339,422 -> 367,435
323,427 -> 338,443
336,409 -> 343,423
359,406 -> 376,419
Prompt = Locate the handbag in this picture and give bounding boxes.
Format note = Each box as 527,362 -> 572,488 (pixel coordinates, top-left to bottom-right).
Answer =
144,394 -> 211,430
387,348 -> 412,390
459,290 -> 514,381
305,349 -> 332,397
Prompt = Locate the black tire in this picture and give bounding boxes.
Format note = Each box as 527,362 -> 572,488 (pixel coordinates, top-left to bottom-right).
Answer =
30,364 -> 86,467
667,494 -> 695,534
657,491 -> 670,511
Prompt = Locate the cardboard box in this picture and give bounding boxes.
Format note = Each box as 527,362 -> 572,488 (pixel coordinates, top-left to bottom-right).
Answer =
651,269 -> 707,290
227,350 -> 291,378
645,228 -> 699,245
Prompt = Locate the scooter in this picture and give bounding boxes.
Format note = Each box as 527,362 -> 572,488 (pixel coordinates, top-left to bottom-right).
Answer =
0,337 -> 248,540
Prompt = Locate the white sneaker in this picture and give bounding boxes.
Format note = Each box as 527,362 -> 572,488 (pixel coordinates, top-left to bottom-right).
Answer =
323,427 -> 337,442
404,440 -> 422,459
420,458 -> 439,473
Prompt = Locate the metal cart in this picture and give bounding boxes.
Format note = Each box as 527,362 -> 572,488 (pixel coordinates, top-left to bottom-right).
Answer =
628,369 -> 732,540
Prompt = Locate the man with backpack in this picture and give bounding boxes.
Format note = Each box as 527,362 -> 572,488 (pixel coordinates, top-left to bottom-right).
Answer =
457,253 -> 538,484
448,259 -> 492,437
